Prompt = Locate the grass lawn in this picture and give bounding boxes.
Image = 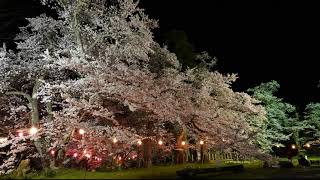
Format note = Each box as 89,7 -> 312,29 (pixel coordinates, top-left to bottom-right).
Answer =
4,157 -> 320,179
29,160 -> 263,179
278,155 -> 320,167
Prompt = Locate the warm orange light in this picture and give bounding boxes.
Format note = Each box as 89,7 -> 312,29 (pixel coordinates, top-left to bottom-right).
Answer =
79,129 -> 85,135
29,127 -> 38,135
181,141 -> 186,146
113,138 -> 117,143
306,143 -> 311,148
137,140 -> 142,146
118,156 -> 122,160
200,140 -> 204,145
85,154 -> 91,158
291,144 -> 296,149
158,140 -> 163,145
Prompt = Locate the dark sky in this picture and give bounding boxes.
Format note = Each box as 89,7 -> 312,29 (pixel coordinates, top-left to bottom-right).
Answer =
0,0 -> 319,110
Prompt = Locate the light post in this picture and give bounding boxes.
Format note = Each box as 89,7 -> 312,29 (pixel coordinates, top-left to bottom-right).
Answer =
157,140 -> 163,163
200,140 -> 204,164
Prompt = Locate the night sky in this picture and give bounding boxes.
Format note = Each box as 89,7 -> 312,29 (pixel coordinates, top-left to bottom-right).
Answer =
0,0 -> 319,110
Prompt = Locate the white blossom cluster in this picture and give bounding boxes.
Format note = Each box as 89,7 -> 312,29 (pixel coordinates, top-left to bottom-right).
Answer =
0,0 -> 276,172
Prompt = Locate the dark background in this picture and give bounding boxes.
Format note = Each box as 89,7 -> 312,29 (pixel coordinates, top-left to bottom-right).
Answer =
0,0 -> 319,111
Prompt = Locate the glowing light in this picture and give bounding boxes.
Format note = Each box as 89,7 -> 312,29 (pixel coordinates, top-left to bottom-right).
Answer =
291,145 -> 296,149
306,143 -> 311,148
50,150 -> 55,155
128,157 -> 131,160
132,155 -> 136,159
18,132 -> 24,137
29,127 -> 38,135
276,144 -> 280,148
158,140 -> 163,145
73,153 -> 78,158
79,129 -> 85,135
137,140 -> 142,146
83,150 -> 87,154
181,141 -> 186,146
85,154 -> 91,158
113,138 -> 117,143
200,140 -> 204,145
118,156 -> 122,160
0,137 -> 7,143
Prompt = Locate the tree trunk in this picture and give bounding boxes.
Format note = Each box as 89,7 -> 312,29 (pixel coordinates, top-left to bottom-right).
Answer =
142,139 -> 152,168
31,98 -> 40,127
46,101 -> 53,122
6,78 -> 47,169
137,146 -> 143,168
175,149 -> 186,164
200,144 -> 209,163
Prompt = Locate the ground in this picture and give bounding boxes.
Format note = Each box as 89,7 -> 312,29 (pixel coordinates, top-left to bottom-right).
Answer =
2,157 -> 320,179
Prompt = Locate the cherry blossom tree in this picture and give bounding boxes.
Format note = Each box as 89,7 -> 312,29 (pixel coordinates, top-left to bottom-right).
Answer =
0,0 -> 275,174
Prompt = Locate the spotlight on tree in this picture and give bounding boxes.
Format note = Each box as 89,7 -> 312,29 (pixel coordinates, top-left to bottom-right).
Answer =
200,140 -> 204,145
291,144 -> 296,149
29,127 -> 38,135
73,153 -> 78,158
137,140 -> 142,146
79,129 -> 85,135
158,140 -> 163,146
181,141 -> 186,146
113,138 -> 117,143
85,154 -> 91,159
18,132 -> 24,137
50,150 -> 55,155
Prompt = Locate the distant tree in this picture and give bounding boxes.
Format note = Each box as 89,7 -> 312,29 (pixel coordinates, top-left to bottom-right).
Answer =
302,103 -> 320,144
248,81 -> 299,151
163,30 -> 217,71
164,30 -> 196,69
